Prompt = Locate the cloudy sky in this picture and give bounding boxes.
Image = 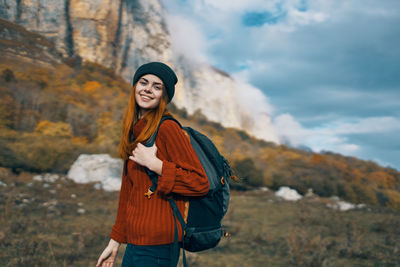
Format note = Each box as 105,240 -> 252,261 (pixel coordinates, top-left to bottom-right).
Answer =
161,0 -> 400,170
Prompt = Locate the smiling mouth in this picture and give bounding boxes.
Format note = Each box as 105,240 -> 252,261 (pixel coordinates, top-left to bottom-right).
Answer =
140,94 -> 153,101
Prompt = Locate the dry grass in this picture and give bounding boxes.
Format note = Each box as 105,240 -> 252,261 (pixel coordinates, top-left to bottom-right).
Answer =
1,169 -> 399,266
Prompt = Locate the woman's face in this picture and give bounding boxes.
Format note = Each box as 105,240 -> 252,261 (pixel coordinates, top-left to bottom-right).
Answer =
135,74 -> 165,115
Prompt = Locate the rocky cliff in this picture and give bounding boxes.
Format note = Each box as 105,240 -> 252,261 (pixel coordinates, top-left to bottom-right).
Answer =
0,0 -> 278,142
0,18 -> 62,66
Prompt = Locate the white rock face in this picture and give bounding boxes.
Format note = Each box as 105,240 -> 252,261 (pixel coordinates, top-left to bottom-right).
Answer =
173,63 -> 280,143
327,196 -> 366,211
174,65 -> 241,128
335,201 -> 355,211
275,186 -> 303,201
67,154 -> 123,191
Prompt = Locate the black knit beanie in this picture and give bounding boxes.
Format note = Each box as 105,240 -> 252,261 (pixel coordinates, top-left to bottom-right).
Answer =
132,62 -> 178,103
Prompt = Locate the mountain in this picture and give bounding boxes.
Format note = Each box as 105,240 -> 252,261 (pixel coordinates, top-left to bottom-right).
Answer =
1,1 -> 400,211
0,0 -> 279,142
0,18 -> 62,66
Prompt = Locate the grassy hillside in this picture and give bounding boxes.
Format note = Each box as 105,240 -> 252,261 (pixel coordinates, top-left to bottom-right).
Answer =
0,59 -> 130,172
1,168 -> 399,266
1,57 -> 400,211
1,16 -> 400,210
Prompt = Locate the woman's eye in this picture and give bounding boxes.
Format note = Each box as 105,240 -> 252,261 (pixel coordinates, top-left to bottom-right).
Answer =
154,86 -> 162,90
140,81 -> 146,85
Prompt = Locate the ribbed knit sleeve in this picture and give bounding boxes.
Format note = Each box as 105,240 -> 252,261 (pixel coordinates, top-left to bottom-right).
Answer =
155,120 -> 209,196
109,162 -> 131,243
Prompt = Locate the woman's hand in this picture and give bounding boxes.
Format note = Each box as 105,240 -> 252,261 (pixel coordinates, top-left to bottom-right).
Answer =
96,239 -> 120,267
129,143 -> 163,175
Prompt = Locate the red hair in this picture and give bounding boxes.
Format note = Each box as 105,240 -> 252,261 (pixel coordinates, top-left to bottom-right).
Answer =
118,82 -> 172,160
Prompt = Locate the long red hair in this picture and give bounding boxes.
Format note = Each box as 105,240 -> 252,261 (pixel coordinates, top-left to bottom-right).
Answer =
118,82 -> 172,160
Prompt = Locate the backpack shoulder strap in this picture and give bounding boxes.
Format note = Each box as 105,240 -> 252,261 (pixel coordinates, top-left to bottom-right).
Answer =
125,116 -> 181,178
144,115 -> 182,147
144,115 -> 182,198
142,116 -> 188,266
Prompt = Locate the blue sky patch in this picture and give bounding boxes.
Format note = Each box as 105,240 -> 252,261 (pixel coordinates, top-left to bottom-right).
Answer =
298,0 -> 308,12
242,11 -> 285,27
160,0 -> 400,170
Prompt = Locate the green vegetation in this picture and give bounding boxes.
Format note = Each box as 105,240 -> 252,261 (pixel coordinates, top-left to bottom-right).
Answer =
1,169 -> 399,266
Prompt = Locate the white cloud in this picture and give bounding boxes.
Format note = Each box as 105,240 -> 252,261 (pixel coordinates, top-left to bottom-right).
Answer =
337,143 -> 360,153
272,114 -> 400,157
161,0 -> 400,169
273,113 -> 314,146
164,14 -> 209,64
233,77 -> 275,116
327,117 -> 400,134
287,9 -> 328,25
231,71 -> 399,154
230,71 -> 280,142
201,0 -> 281,12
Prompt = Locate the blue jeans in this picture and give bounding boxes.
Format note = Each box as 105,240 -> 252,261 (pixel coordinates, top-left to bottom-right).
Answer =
121,243 -> 180,267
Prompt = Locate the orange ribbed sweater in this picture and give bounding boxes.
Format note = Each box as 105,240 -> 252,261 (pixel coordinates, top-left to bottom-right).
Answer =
110,117 -> 209,245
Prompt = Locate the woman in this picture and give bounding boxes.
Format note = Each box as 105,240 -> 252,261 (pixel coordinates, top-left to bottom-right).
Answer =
96,62 -> 209,267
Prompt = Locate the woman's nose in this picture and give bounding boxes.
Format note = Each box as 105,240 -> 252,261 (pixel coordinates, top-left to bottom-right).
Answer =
143,85 -> 152,92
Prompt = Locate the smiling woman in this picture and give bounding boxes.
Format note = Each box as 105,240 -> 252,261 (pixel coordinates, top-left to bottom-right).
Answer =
135,74 -> 165,113
96,62 -> 209,267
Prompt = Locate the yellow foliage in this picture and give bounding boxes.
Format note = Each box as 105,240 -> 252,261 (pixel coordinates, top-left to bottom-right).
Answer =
83,80 -> 101,93
35,120 -> 73,137
263,171 -> 273,187
97,111 -> 112,125
258,148 -> 278,161
332,161 -> 348,173
310,154 -> 325,165
94,112 -> 121,148
72,136 -> 88,144
385,190 -> 400,210
367,171 -> 396,189
350,168 -> 363,183
281,151 -> 303,161
211,135 -> 225,154
8,132 -> 82,172
351,182 -> 378,204
231,147 -> 246,162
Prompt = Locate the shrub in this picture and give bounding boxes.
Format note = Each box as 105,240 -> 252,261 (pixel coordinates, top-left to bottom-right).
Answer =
6,133 -> 90,172
35,120 -> 73,138
351,183 -> 377,205
233,158 -> 264,187
1,68 -> 16,82
385,190 -> 400,210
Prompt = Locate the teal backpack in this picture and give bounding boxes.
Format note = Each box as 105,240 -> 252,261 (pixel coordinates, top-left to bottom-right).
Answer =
143,116 -> 232,266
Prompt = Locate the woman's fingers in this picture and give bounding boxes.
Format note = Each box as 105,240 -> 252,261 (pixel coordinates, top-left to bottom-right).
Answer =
96,247 -> 112,267
97,240 -> 120,267
129,143 -> 158,166
96,256 -> 105,267
97,257 -> 114,267
104,257 -> 115,267
133,143 -> 157,154
96,254 -> 105,267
